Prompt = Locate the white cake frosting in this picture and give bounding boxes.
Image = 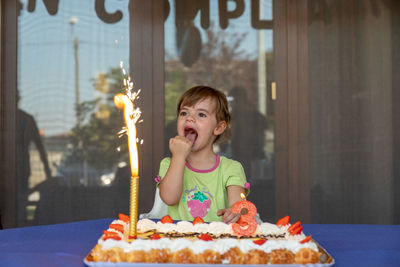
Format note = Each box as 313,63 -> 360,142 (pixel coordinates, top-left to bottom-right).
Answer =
99,218 -> 315,256
99,237 -> 318,254
116,218 -> 297,238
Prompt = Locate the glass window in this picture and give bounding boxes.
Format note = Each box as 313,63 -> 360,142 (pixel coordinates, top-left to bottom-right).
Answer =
164,0 -> 275,221
308,0 -> 400,224
16,0 -> 130,226
7,0 -> 398,228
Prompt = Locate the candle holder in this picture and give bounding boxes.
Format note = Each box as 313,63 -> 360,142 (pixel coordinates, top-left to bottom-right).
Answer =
129,175 -> 139,240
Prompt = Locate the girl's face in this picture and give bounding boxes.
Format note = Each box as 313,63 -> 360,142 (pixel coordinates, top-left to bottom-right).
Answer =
177,98 -> 225,152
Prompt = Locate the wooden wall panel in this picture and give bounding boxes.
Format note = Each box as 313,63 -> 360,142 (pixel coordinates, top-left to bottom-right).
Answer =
130,0 -> 164,214
274,0 -> 290,220
274,0 -> 310,222
1,0 -> 18,228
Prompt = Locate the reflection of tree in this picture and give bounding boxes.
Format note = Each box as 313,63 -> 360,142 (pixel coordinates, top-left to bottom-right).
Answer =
69,67 -> 129,170
165,25 -> 258,126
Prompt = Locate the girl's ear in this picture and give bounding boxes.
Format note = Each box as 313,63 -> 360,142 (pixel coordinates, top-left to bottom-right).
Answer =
214,121 -> 227,136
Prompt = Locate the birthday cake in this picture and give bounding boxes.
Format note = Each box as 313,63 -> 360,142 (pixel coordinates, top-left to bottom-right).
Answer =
85,214 -> 333,265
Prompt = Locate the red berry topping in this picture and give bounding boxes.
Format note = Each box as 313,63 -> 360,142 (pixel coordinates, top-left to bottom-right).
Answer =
109,224 -> 124,233
199,233 -> 213,241
289,225 -> 303,235
102,230 -> 120,240
151,233 -> 162,240
103,230 -> 118,237
276,215 -> 290,226
288,221 -> 301,232
192,217 -> 205,225
118,213 -> 130,223
253,239 -> 267,245
160,215 -> 174,224
102,235 -> 121,241
300,235 -> 312,244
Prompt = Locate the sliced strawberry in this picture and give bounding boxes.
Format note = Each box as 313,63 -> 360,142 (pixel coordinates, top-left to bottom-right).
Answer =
109,224 -> 124,233
253,239 -> 267,246
288,221 -> 301,232
160,215 -> 174,224
102,235 -> 122,241
151,233 -> 162,240
102,230 -> 121,240
199,233 -> 213,241
289,225 -> 303,235
192,217 -> 205,225
103,230 -> 119,237
300,235 -> 312,244
276,215 -> 290,226
118,213 -> 130,223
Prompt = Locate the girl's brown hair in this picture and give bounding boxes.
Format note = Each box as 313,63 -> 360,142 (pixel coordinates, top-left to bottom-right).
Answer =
177,85 -> 231,143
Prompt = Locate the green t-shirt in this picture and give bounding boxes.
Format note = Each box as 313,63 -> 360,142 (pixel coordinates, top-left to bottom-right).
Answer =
157,155 -> 247,222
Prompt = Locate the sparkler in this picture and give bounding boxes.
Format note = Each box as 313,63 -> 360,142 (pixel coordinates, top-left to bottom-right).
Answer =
114,62 -> 142,239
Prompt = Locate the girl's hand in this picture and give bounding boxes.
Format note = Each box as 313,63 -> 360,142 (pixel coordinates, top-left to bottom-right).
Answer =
217,207 -> 241,224
169,136 -> 192,159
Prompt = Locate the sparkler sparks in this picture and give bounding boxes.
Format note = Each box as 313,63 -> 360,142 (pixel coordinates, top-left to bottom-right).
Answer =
114,61 -> 143,239
114,62 -> 143,178
117,63 -> 142,140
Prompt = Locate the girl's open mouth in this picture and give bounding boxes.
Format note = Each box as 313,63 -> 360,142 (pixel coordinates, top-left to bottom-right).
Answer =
184,127 -> 198,144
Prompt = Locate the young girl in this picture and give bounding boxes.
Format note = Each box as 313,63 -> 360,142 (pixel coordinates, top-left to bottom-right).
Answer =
157,86 -> 248,223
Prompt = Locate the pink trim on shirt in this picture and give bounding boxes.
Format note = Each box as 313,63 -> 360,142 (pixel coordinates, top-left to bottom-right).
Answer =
185,155 -> 220,173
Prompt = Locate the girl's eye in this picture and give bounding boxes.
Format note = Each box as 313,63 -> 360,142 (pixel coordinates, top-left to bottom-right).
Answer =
198,112 -> 206,118
179,111 -> 187,116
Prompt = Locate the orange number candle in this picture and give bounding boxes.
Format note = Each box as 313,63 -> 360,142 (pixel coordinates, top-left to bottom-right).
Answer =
232,193 -> 258,236
114,91 -> 141,240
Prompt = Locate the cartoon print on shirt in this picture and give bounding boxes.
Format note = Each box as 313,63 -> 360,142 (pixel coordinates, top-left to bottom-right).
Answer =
183,186 -> 213,219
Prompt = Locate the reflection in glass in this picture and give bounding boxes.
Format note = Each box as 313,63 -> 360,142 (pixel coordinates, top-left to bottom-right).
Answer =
16,90 -> 51,226
17,0 -> 130,226
308,0 -> 399,224
164,0 -> 275,221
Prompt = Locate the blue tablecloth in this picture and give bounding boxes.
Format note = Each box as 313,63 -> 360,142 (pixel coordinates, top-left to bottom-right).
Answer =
0,219 -> 399,267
